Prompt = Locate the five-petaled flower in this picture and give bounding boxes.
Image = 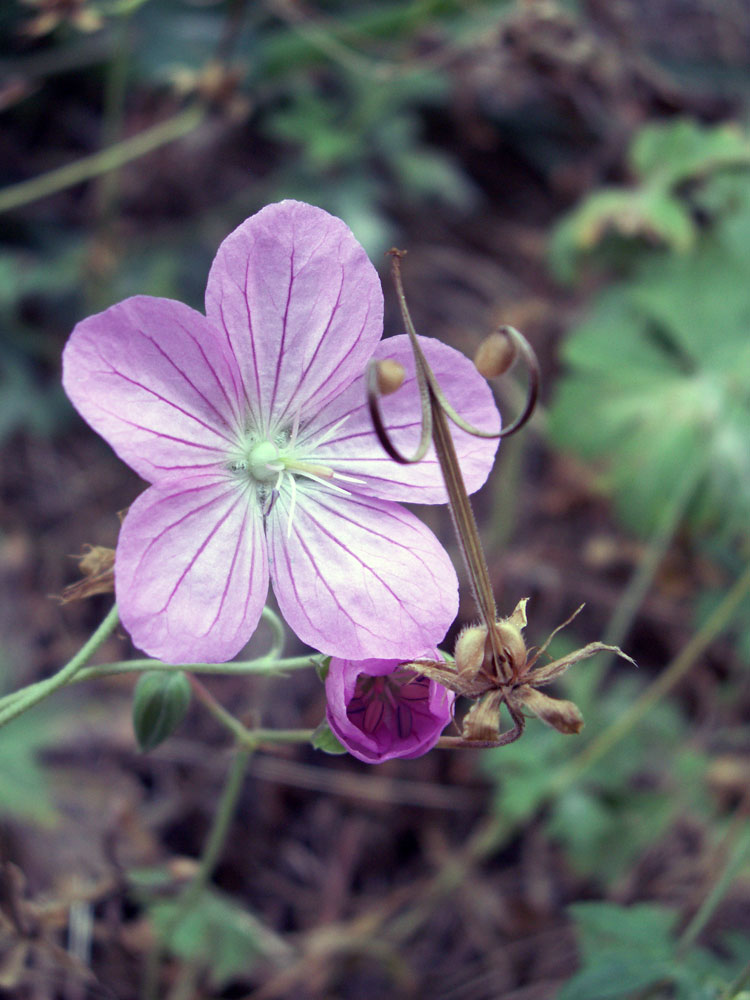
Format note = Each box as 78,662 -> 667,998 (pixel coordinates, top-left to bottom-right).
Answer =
63,200 -> 499,663
325,654 -> 455,763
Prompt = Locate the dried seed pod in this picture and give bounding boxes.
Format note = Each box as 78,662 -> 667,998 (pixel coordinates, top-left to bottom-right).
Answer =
474,329 -> 518,378
375,359 -> 405,396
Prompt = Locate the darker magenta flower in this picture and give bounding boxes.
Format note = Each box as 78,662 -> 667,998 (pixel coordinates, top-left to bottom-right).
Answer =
325,654 -> 455,763
62,201 -> 499,664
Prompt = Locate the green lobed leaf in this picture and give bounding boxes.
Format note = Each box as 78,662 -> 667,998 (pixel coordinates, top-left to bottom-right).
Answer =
549,186 -> 750,539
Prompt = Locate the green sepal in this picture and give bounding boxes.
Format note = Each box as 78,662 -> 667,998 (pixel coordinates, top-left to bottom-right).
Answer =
314,656 -> 331,683
132,670 -> 191,752
310,720 -> 347,755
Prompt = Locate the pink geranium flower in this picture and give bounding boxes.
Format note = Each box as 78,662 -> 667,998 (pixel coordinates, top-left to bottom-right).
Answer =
325,654 -> 455,763
63,200 -> 499,663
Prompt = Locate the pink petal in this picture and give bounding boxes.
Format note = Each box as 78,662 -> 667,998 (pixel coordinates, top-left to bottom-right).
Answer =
205,200 -> 384,432
304,335 -> 501,503
63,296 -> 243,483
324,654 -> 453,763
266,488 -> 458,659
115,475 -> 268,663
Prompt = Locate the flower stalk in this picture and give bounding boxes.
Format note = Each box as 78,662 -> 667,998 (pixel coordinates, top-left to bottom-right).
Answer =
369,252 -> 633,748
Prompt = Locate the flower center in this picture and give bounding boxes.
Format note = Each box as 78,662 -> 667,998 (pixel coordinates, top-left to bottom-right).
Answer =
247,440 -> 281,483
347,669 -> 431,740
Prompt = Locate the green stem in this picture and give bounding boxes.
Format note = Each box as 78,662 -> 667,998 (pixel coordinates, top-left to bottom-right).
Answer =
142,746 -> 252,1000
720,960 -> 750,1000
73,653 -> 317,682
0,605 -> 120,727
553,559 -> 750,791
0,105 -> 204,215
576,459 -> 701,710
677,810 -> 750,956
189,675 -> 314,748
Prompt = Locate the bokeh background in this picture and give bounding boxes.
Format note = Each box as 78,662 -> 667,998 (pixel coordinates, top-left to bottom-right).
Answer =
1,1 -> 750,997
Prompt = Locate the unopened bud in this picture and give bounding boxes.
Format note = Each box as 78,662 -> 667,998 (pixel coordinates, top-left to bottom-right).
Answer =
474,329 -> 518,378
517,686 -> 583,734
375,359 -> 405,395
132,670 -> 192,752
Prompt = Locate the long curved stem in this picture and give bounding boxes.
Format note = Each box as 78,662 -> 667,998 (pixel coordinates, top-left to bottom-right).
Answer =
0,604 -> 120,727
0,105 -> 204,215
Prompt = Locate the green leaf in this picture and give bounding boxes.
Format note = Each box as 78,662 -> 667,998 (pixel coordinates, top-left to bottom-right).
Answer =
132,670 -> 191,752
150,889 -> 264,987
0,711 -> 58,825
310,720 -> 348,755
556,952 -> 675,1000
630,118 -> 750,189
569,901 -> 677,959
549,186 -> 695,283
548,185 -> 750,539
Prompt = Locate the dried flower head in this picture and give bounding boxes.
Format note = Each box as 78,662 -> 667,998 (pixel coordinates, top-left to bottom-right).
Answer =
406,600 -> 636,745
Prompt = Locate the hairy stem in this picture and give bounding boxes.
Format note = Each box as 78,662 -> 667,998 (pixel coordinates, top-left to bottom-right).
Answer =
0,604 -> 120,727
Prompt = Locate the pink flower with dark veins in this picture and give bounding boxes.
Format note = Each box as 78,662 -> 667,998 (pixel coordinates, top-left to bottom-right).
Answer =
325,654 -> 455,763
63,200 -> 499,663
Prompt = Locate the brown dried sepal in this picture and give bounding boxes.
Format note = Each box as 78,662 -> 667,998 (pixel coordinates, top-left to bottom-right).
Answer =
513,686 -> 584,735
57,545 -> 115,604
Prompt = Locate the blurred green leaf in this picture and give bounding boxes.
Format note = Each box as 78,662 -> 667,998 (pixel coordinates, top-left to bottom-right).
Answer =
151,889 -> 264,987
630,118 -> 750,189
549,188 -> 750,539
549,186 -> 695,284
557,902 -> 748,1000
0,700 -> 58,825
550,119 -> 750,282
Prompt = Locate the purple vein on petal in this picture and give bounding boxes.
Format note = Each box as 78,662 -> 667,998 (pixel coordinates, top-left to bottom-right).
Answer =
294,496 -> 428,631
177,322 -> 245,431
274,509 -> 380,640
274,264 -> 346,429
140,331 -> 238,435
269,247 -> 295,420
85,404 -> 228,455
133,480 -> 241,581
94,357 -> 235,446
157,488 -> 248,615
203,495 -> 256,639
309,303 -> 373,418
239,255 -> 263,419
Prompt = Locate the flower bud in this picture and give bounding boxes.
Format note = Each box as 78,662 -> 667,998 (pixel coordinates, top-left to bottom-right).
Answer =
375,359 -> 405,395
474,330 -> 517,378
132,670 -> 192,752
